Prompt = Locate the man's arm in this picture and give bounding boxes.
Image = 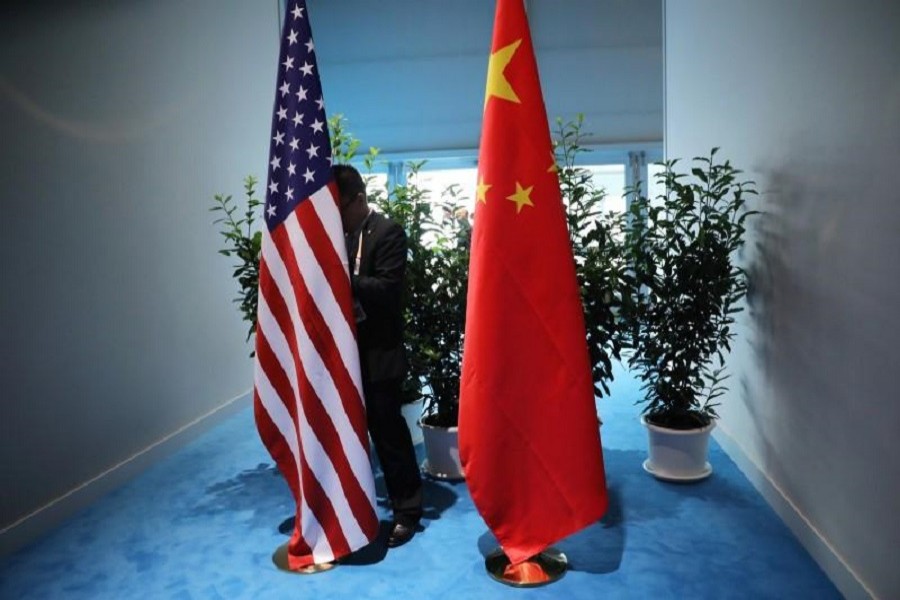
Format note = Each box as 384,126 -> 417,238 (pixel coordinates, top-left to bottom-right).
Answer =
352,222 -> 407,311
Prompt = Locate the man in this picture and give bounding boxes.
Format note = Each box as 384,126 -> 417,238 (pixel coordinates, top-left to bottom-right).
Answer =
333,164 -> 423,548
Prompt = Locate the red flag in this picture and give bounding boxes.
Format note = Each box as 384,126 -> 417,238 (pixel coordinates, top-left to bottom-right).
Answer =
459,0 -> 608,565
254,0 -> 378,569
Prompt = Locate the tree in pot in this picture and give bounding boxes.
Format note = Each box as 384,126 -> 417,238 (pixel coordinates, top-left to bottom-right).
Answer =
210,176 -> 263,355
624,149 -> 758,480
415,116 -> 631,480
212,116 -> 628,481
358,158 -> 469,480
365,160 -> 438,414
210,114 -> 365,354
330,129 -> 454,434
555,115 -> 634,405
211,116 -> 445,449
410,182 -> 470,479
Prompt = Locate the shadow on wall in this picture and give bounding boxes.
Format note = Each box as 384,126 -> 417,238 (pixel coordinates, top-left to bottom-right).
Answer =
746,168 -> 842,368
740,166 -> 852,480
740,153 -> 900,501
738,145 -> 900,596
745,156 -> 900,400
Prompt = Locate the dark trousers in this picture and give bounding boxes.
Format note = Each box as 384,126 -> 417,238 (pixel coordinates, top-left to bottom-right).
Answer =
363,378 -> 423,525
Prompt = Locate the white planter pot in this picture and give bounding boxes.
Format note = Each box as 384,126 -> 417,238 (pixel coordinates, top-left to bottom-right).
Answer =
400,399 -> 424,445
642,416 -> 715,482
420,421 -> 464,481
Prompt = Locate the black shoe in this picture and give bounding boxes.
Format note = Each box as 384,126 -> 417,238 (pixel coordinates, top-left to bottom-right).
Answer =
277,516 -> 295,535
386,521 -> 416,548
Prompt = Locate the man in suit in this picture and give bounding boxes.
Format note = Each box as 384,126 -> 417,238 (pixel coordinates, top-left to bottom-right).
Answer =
333,164 -> 423,548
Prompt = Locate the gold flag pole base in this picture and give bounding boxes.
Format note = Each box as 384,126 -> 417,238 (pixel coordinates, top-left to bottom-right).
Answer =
272,542 -> 337,574
484,547 -> 567,587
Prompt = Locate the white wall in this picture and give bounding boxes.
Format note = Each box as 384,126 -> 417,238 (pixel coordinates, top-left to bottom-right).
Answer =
665,1 -> 900,598
0,0 -> 277,551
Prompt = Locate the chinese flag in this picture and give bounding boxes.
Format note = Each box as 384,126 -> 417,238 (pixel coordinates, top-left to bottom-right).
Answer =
459,0 -> 608,565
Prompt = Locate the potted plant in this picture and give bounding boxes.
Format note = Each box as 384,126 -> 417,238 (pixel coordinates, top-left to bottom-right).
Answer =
210,175 -> 263,356
211,115 -> 629,483
409,116 -> 632,480
210,114 -> 365,354
624,149 -> 757,481
415,184 -> 470,480
211,116 -> 443,445
413,116 -> 632,480
364,159 -> 441,445
340,132 -> 471,461
555,116 -> 634,405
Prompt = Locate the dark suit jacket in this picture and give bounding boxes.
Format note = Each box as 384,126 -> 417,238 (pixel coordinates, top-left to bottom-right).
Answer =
351,210 -> 408,383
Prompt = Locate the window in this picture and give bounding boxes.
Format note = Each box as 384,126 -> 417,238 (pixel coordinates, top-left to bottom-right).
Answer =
583,164 -> 626,214
647,162 -> 666,202
407,167 -> 478,213
363,172 -> 388,196
357,143 -> 662,235
408,164 -> 625,213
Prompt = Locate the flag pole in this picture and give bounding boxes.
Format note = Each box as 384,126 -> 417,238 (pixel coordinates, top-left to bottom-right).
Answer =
272,543 -> 336,574
484,547 -> 568,587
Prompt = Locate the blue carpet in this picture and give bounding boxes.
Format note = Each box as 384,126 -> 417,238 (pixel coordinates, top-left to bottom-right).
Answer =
0,373 -> 840,599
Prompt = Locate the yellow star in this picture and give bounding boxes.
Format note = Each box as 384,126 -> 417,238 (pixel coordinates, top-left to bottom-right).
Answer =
476,176 -> 491,204
506,182 -> 534,213
547,152 -> 558,173
484,39 -> 522,108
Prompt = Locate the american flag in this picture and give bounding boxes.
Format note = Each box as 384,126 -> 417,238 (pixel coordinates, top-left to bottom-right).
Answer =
253,0 -> 379,569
